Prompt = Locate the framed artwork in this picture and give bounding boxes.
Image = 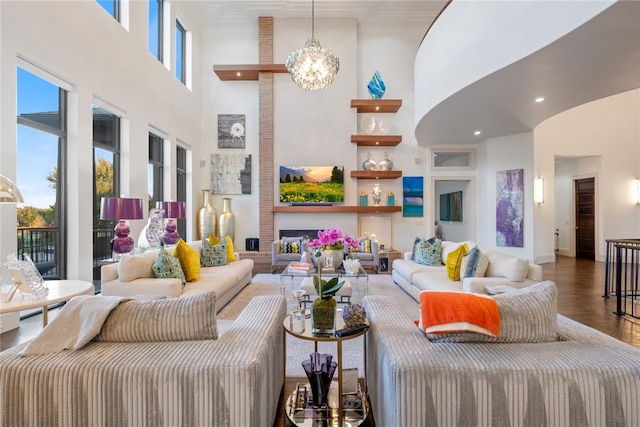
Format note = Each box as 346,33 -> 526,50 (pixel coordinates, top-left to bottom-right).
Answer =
402,176 -> 423,217
439,191 -> 463,222
496,169 -> 524,247
211,154 -> 252,195
378,256 -> 389,273
217,114 -> 245,148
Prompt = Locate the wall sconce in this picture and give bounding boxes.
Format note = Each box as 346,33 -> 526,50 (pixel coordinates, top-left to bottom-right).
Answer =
534,178 -> 544,204
635,179 -> 640,205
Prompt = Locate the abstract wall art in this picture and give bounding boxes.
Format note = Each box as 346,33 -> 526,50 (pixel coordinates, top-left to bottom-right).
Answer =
439,191 -> 463,222
496,168 -> 524,247
211,154 -> 252,195
217,114 -> 245,148
402,176 -> 423,217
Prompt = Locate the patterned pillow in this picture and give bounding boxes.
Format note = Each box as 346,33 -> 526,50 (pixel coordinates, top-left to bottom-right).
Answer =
152,246 -> 186,287
95,292 -> 218,342
173,239 -> 200,282
201,238 -> 228,267
414,238 -> 442,266
460,246 -> 490,279
280,239 -> 302,254
411,236 -> 436,261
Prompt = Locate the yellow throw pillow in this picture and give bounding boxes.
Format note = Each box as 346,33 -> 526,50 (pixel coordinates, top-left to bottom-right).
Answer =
173,239 -> 200,282
224,235 -> 237,262
445,243 -> 469,281
208,234 -> 220,245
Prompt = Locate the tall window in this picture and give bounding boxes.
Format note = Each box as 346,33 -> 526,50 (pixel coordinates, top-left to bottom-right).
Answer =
175,20 -> 186,84
148,132 -> 164,211
16,66 -> 68,279
96,0 -> 120,21
92,106 -> 120,286
176,145 -> 187,239
149,0 -> 164,62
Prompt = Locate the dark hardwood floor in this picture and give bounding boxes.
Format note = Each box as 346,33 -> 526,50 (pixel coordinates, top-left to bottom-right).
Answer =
2,256 -> 639,427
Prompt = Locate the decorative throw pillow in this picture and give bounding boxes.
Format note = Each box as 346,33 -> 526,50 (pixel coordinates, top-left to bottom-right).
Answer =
460,246 -> 490,279
419,291 -> 500,337
201,238 -> 228,267
485,252 -> 530,282
152,246 -> 186,287
280,239 -> 302,254
445,243 -> 469,281
411,236 -> 436,261
423,281 -> 558,343
95,292 -> 218,342
117,254 -> 155,282
208,234 -> 220,245
225,235 -> 238,262
173,239 -> 200,282
414,238 -> 442,266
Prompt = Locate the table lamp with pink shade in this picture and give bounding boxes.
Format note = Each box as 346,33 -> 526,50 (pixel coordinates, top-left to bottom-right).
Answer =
156,201 -> 186,245
100,197 -> 144,258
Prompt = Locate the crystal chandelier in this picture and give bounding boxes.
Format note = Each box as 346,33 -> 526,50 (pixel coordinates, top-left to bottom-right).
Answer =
286,0 -> 340,91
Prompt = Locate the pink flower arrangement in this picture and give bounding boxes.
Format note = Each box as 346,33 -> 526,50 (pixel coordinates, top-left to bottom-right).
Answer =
307,228 -> 360,252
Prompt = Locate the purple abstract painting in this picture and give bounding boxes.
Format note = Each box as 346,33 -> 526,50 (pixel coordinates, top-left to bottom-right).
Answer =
496,169 -> 524,247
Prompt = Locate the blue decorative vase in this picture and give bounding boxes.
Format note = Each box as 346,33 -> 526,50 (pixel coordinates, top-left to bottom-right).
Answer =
367,71 -> 386,99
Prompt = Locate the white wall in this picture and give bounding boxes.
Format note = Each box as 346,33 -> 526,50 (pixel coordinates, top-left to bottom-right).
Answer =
535,89 -> 640,262
0,1 -> 203,281
204,17 -> 430,252
476,132 -> 536,261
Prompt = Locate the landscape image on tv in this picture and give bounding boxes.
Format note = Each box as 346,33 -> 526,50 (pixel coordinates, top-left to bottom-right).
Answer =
279,165 -> 344,204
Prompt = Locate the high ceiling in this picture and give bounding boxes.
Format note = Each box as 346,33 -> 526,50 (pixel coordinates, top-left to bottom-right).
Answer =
191,1 -> 639,146
415,0 -> 640,145
190,0 -> 447,23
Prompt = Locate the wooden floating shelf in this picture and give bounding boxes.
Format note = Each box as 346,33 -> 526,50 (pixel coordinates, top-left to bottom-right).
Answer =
273,205 -> 401,213
350,135 -> 402,146
350,99 -> 402,113
350,170 -> 403,179
213,64 -> 288,81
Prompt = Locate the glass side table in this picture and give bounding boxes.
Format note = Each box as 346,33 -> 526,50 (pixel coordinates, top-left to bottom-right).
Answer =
282,312 -> 370,426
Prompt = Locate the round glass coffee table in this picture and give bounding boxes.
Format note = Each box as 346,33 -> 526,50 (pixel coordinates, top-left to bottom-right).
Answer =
283,311 -> 370,426
0,280 -> 94,327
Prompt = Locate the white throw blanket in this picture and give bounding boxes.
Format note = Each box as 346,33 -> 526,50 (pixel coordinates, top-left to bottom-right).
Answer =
19,295 -> 130,356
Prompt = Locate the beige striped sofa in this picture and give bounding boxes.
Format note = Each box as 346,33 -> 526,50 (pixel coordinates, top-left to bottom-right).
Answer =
0,295 -> 286,427
364,289 -> 640,427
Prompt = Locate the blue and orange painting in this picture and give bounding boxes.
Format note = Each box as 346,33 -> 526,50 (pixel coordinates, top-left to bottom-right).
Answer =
403,176 -> 424,217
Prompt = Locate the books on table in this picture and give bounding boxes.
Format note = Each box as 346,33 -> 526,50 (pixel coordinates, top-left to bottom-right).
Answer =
288,263 -> 313,272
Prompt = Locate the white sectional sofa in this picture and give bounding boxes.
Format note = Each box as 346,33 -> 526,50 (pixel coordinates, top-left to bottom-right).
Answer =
392,240 -> 542,300
101,240 -> 254,311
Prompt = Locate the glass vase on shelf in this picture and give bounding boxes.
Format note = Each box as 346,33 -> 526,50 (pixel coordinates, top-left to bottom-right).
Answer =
289,288 -> 306,333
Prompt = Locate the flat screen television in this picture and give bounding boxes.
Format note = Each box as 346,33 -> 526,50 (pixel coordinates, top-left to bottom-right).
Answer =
279,165 -> 344,205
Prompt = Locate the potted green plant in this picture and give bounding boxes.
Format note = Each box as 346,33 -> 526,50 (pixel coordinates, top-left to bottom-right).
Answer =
307,228 -> 359,333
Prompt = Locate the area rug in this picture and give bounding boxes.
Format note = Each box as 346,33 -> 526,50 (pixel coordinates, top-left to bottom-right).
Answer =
218,273 -> 419,377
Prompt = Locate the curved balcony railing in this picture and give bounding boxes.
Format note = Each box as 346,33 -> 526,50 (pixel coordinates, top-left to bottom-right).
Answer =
604,239 -> 640,320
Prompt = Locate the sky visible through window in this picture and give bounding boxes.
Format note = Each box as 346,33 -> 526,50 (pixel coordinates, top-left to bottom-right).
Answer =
17,68 -> 59,209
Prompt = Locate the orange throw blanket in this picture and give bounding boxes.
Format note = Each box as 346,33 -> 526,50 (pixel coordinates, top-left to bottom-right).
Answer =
419,291 -> 501,337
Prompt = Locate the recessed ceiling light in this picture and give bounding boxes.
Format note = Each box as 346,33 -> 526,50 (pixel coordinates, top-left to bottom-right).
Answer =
535,97 -> 545,103
474,130 -> 481,136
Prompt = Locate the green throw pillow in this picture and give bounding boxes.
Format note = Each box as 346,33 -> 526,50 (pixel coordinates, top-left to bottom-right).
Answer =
201,238 -> 228,267
152,246 -> 186,287
414,238 -> 443,266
